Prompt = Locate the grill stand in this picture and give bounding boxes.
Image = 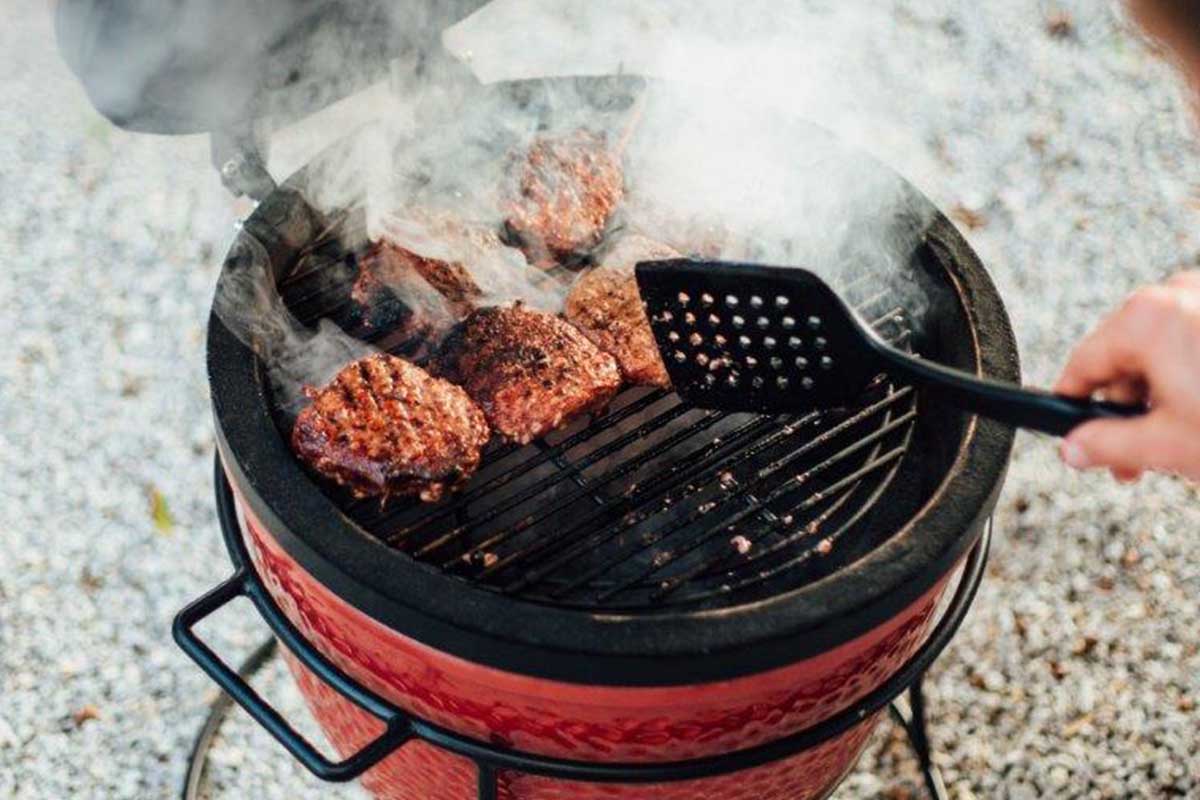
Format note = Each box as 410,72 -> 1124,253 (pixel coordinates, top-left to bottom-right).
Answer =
178,458 -> 990,800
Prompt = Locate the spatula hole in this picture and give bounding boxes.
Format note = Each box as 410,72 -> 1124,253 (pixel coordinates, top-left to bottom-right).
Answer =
788,336 -> 802,349
750,295 -> 763,308
781,316 -> 796,330
795,356 -> 809,369
807,316 -> 821,330
756,316 -> 770,329
678,292 -> 691,306
814,337 -> 827,350
724,295 -> 739,308
801,377 -> 815,390
776,376 -> 789,389
738,335 -> 751,348
689,332 -> 703,346
673,351 -> 687,363
732,315 -> 745,329
701,293 -> 714,306
667,331 -> 680,342
820,356 -> 834,370
707,313 -> 721,326
763,336 -> 776,349
770,357 -> 783,370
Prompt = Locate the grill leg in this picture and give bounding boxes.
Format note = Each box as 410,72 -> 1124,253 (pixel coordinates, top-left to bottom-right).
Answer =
477,763 -> 498,800
888,672 -> 948,800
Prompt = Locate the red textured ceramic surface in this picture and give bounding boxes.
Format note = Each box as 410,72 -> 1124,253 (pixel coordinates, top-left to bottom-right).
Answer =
236,485 -> 953,800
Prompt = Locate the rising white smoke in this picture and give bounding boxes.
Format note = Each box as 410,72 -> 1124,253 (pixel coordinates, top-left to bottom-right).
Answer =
211,0 -> 939,398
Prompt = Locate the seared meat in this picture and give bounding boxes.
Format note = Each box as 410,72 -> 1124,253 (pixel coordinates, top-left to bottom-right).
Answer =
563,234 -> 680,387
292,353 -> 490,502
348,215 -> 487,331
433,304 -> 622,443
355,240 -> 481,306
349,242 -> 460,350
504,130 -> 624,268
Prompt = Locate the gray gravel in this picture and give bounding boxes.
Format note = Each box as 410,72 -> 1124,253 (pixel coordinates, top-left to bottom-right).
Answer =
2,1 -> 1198,799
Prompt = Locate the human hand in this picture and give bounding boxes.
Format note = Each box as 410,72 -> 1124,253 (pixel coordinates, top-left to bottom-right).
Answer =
1055,272 -> 1200,482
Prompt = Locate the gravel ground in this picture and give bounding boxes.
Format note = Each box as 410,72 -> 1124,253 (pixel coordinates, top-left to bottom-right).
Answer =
2,2 -> 1198,799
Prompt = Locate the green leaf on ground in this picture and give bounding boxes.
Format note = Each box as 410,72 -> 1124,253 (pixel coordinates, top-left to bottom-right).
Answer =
148,486 -> 175,535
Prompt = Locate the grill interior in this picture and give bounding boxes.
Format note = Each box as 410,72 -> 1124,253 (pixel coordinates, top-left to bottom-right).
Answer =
268,213 -> 922,613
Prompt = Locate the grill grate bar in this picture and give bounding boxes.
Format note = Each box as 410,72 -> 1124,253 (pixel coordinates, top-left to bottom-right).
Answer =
377,390 -> 670,539
643,404 -> 918,602
539,386 -> 911,601
413,401 -> 698,561
711,418 -> 917,577
686,409 -> 918,583
669,443 -> 914,604
492,414 -> 791,592
438,407 -> 726,569
587,389 -> 915,603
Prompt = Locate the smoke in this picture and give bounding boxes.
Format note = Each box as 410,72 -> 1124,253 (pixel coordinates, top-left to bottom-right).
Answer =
213,233 -> 375,413
199,0 -> 941,399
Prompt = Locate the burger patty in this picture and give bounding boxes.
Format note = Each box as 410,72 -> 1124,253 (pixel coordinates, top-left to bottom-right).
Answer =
563,234 -> 680,388
292,353 -> 490,502
433,304 -> 622,444
504,130 -> 623,268
351,236 -> 483,321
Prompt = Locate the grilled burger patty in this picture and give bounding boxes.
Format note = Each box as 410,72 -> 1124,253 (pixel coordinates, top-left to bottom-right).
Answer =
292,353 -> 490,502
433,304 -> 622,444
563,234 -> 679,388
351,238 -> 482,308
504,130 -> 623,268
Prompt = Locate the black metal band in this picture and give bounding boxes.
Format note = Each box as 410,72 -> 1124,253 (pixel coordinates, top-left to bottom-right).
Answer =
177,456 -> 986,793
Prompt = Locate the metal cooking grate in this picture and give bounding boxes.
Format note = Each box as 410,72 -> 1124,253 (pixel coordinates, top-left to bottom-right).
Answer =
272,226 -> 919,612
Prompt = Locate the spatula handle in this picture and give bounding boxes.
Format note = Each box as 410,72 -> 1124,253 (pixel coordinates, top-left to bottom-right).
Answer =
876,346 -> 1146,437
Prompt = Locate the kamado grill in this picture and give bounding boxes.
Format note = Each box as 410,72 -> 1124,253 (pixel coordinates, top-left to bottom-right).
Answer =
59,4 -> 1019,799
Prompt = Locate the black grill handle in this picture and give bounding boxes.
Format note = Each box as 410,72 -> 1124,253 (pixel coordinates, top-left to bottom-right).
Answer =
172,571 -> 412,782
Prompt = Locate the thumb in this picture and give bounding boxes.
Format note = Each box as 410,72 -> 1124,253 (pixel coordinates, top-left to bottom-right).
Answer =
1060,413 -> 1187,476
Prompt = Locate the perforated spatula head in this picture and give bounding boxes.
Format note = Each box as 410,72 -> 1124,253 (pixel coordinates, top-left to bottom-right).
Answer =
635,259 -> 888,414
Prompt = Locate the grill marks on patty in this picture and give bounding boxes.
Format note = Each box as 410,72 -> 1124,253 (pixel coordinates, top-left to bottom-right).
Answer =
564,235 -> 679,388
503,130 -> 624,269
291,354 -> 490,502
433,304 -> 622,444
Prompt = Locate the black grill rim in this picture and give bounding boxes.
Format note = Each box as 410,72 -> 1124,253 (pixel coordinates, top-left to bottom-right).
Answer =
206,133 -> 1018,686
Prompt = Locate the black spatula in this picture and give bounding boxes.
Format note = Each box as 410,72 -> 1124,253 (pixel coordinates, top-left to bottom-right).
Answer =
634,259 -> 1145,436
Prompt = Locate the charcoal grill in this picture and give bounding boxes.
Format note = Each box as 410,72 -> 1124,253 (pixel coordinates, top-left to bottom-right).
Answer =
54,4 -> 1019,798
170,102 -> 1019,798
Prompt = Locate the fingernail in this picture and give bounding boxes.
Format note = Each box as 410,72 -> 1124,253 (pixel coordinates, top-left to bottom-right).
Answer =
1061,439 -> 1091,469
